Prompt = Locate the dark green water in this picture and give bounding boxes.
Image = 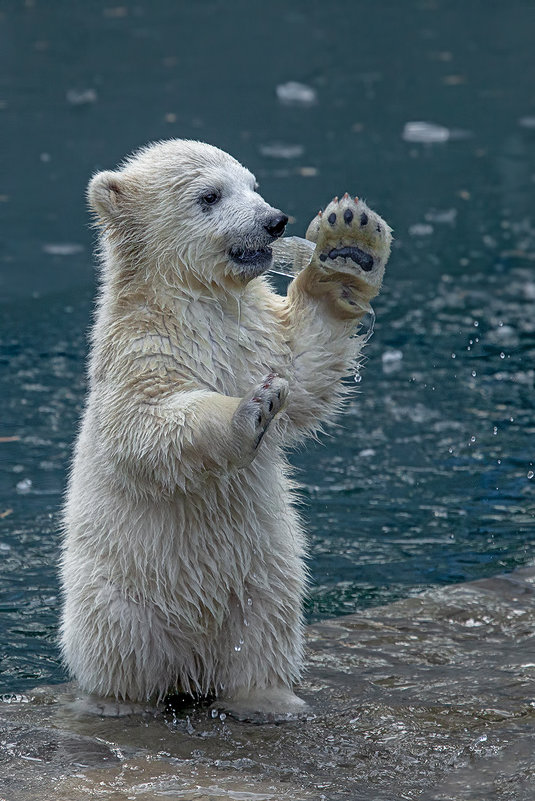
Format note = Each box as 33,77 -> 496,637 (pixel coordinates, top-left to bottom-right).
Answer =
1,1 -> 534,693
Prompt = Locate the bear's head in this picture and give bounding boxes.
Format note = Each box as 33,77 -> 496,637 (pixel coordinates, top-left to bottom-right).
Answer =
88,139 -> 288,287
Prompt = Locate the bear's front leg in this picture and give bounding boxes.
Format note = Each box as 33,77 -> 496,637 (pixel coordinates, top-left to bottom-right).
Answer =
280,194 -> 392,437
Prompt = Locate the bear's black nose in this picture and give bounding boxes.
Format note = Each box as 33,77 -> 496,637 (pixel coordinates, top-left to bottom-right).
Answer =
265,213 -> 289,238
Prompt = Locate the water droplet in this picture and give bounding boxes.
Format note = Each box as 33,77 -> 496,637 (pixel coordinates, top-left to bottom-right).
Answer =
528,471 -> 534,480
354,372 -> 362,383
470,435 -> 476,443
473,320 -> 479,327
211,709 -> 219,718
497,459 -> 501,465
448,447 -> 454,453
234,645 -> 241,652
451,353 -> 456,359
500,352 -> 505,359
219,712 -> 227,721
493,426 -> 498,435
243,618 -> 249,627
247,598 -> 253,606
471,370 -> 477,377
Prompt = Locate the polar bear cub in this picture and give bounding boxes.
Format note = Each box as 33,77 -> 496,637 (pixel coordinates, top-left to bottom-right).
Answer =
60,139 -> 391,720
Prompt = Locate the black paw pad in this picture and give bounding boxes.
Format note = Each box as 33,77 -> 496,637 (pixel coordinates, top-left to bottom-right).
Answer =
360,212 -> 368,226
328,212 -> 336,225
343,209 -> 354,224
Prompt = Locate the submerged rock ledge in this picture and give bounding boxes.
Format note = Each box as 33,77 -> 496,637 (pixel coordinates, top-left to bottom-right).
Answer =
1,567 -> 534,800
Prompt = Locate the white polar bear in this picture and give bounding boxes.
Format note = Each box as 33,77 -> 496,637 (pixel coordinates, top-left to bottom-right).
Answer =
60,139 -> 391,720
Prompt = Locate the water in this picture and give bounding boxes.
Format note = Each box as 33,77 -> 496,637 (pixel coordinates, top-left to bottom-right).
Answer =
2,569 -> 535,800
1,0 -> 535,704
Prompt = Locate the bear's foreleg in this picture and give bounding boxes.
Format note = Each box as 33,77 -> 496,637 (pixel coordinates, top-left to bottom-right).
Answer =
97,372 -> 289,489
279,195 -> 391,437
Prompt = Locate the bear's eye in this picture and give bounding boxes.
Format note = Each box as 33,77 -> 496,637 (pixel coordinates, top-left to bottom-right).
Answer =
199,190 -> 221,207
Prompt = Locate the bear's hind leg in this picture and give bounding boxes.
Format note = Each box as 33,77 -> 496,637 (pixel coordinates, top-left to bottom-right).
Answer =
211,579 -> 309,722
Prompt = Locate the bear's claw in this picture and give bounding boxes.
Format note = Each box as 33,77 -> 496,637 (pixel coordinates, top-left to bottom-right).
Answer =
233,373 -> 289,466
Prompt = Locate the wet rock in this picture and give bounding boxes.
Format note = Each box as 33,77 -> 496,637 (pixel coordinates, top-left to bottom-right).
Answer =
0,568 -> 534,800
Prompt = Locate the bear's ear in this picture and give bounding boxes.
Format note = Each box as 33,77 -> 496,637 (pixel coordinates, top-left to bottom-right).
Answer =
87,170 -> 125,221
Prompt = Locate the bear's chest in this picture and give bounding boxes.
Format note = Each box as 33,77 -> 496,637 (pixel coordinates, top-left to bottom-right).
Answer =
182,298 -> 291,396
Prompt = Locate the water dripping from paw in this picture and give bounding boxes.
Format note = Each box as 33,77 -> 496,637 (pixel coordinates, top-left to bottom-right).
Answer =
353,305 -> 376,382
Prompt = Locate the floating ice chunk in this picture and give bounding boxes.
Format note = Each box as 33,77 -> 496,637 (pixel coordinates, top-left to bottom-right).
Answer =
270,236 -> 315,277
259,142 -> 304,159
425,208 -> 457,225
403,121 -> 471,143
66,88 -> 98,105
382,349 -> 403,374
409,223 -> 434,237
486,325 -> 518,347
43,243 -> 84,256
403,121 -> 451,143
276,81 -> 317,106
16,478 -> 32,493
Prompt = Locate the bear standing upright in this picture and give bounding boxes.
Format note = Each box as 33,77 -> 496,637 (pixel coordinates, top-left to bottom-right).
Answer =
60,139 -> 391,720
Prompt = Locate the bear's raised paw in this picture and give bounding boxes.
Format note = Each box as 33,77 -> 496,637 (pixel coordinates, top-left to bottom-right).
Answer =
304,194 -> 392,314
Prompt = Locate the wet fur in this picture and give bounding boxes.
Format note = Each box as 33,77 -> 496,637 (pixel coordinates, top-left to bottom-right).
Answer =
60,139 -> 374,715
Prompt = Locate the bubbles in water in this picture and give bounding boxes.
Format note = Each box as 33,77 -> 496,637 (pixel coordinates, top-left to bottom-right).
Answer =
528,471 -> 534,480
500,352 -> 506,359
211,708 -> 219,718
471,370 -> 477,377
16,478 -> 32,493
354,372 -> 362,383
470,436 -> 476,443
